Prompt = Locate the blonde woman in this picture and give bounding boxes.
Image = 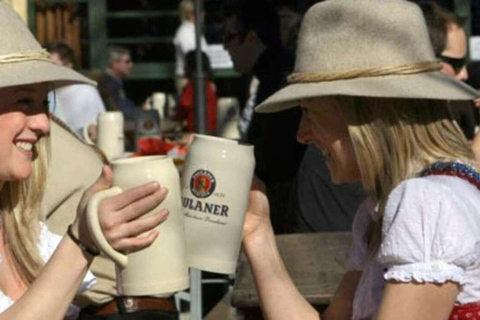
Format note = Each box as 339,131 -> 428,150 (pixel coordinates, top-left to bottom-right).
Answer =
0,4 -> 168,319
243,1 -> 480,320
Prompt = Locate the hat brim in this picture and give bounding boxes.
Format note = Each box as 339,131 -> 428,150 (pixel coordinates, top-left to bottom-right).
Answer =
0,60 -> 95,89
256,71 -> 479,113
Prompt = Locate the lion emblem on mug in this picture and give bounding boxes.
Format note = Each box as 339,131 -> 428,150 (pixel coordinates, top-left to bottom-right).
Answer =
190,169 -> 216,198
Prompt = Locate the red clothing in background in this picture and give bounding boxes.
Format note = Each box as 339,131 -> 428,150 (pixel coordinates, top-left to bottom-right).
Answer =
177,80 -> 217,134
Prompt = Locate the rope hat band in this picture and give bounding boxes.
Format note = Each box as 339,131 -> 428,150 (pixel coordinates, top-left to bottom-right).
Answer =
0,50 -> 52,64
0,2 -> 94,88
287,61 -> 442,84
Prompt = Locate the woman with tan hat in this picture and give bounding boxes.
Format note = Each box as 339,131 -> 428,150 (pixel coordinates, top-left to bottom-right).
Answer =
0,3 -> 168,319
243,1 -> 480,319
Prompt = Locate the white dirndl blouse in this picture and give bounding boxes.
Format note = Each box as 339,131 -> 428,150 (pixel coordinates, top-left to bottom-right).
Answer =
0,222 -> 96,319
347,175 -> 480,320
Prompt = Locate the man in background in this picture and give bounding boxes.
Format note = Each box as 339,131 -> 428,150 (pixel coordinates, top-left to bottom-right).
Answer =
98,46 -> 138,121
420,2 -> 477,140
223,0 -> 305,233
420,2 -> 480,160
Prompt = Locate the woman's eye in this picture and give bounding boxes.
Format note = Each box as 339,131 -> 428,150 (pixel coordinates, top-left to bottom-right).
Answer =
16,98 -> 45,113
301,107 -> 311,118
16,98 -> 33,108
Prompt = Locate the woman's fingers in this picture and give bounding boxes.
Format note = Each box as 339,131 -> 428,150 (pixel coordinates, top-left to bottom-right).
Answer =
108,209 -> 169,245
121,230 -> 160,252
113,230 -> 160,253
120,187 -> 168,222
103,182 -> 161,212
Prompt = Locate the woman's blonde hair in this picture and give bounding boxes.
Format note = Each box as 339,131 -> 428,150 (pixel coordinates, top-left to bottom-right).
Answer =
0,134 -> 49,284
338,97 -> 476,253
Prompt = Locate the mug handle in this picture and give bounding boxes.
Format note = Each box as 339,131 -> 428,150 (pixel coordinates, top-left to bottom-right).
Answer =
86,187 -> 128,268
82,121 -> 98,145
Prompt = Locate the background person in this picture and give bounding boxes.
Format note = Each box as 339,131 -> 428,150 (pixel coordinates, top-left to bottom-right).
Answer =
176,50 -> 217,135
222,0 -> 305,233
419,2 -> 478,141
45,42 -> 106,140
97,46 -> 138,121
173,0 -> 208,96
242,1 -> 480,319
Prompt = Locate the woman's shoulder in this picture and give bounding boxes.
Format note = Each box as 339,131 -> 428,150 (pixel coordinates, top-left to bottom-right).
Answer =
383,174 -> 480,232
388,174 -> 479,209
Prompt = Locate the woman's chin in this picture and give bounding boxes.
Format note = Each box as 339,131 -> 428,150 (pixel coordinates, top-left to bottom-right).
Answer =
11,166 -> 33,181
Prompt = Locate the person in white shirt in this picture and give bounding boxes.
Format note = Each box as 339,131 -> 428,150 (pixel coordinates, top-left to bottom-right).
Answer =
45,42 -> 106,139
173,0 -> 207,95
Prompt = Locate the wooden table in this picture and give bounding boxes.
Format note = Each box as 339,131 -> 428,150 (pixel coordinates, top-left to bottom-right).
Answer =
231,232 -> 352,319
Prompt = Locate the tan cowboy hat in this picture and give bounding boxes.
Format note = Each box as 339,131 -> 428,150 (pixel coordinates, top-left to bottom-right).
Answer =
0,2 -> 94,89
256,0 -> 479,113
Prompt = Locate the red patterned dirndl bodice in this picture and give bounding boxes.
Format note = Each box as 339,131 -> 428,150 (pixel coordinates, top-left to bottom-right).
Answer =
420,161 -> 480,320
449,303 -> 480,320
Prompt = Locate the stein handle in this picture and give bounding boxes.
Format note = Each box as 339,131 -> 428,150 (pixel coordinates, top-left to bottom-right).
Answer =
82,122 -> 95,145
86,187 -> 128,268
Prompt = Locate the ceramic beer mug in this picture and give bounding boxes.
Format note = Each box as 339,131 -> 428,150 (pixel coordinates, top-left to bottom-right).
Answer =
182,135 -> 255,274
86,156 -> 189,295
84,111 -> 124,161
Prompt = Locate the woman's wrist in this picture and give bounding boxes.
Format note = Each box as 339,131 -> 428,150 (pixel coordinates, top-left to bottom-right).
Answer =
70,219 -> 99,256
243,223 -> 275,253
67,224 -> 100,257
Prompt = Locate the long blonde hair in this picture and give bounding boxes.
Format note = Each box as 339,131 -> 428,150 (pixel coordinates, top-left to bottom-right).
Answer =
0,133 -> 49,284
339,97 -> 476,253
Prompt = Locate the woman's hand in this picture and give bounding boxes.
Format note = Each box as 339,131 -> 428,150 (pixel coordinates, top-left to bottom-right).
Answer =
72,165 -> 169,254
243,176 -> 272,244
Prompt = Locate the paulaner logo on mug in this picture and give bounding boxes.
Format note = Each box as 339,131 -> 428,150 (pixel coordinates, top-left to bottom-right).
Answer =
182,135 -> 255,274
190,169 -> 216,198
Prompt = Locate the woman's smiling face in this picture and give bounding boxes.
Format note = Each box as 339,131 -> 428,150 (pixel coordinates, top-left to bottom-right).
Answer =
0,84 -> 50,183
296,97 -> 361,184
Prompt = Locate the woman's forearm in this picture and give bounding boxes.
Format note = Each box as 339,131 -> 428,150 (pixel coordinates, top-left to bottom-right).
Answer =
243,226 -> 320,320
0,235 -> 92,320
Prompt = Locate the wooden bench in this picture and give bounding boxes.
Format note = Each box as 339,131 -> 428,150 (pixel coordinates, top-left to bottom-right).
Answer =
231,232 -> 352,319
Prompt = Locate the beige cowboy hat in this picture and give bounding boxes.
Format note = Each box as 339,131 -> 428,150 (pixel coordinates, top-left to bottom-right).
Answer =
256,0 -> 479,113
0,2 -> 94,89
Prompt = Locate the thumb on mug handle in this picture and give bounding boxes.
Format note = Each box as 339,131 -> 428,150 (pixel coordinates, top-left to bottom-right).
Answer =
86,186 -> 128,268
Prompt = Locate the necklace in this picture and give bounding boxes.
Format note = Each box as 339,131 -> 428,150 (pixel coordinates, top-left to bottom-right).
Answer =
419,161 -> 480,191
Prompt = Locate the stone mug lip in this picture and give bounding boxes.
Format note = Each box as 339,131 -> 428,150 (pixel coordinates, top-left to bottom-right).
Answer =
193,134 -> 253,149
98,111 -> 123,121
110,155 -> 171,166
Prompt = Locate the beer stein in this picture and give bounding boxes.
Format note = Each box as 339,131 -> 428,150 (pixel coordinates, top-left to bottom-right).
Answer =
86,156 -> 189,295
182,135 -> 255,274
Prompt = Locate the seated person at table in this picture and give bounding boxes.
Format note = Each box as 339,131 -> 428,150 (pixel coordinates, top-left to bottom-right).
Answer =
176,51 -> 217,135
98,46 -> 138,121
45,42 -> 106,140
0,3 -> 169,319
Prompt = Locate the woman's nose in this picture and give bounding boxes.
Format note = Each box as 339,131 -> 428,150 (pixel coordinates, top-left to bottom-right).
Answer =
456,66 -> 468,81
296,116 -> 312,144
28,113 -> 50,136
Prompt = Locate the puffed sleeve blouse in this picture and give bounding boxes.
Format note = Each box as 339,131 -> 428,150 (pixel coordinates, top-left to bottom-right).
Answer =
348,175 -> 480,320
0,222 -> 97,318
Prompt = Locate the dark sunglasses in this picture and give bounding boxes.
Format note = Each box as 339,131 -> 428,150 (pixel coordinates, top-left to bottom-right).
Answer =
438,55 -> 466,74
